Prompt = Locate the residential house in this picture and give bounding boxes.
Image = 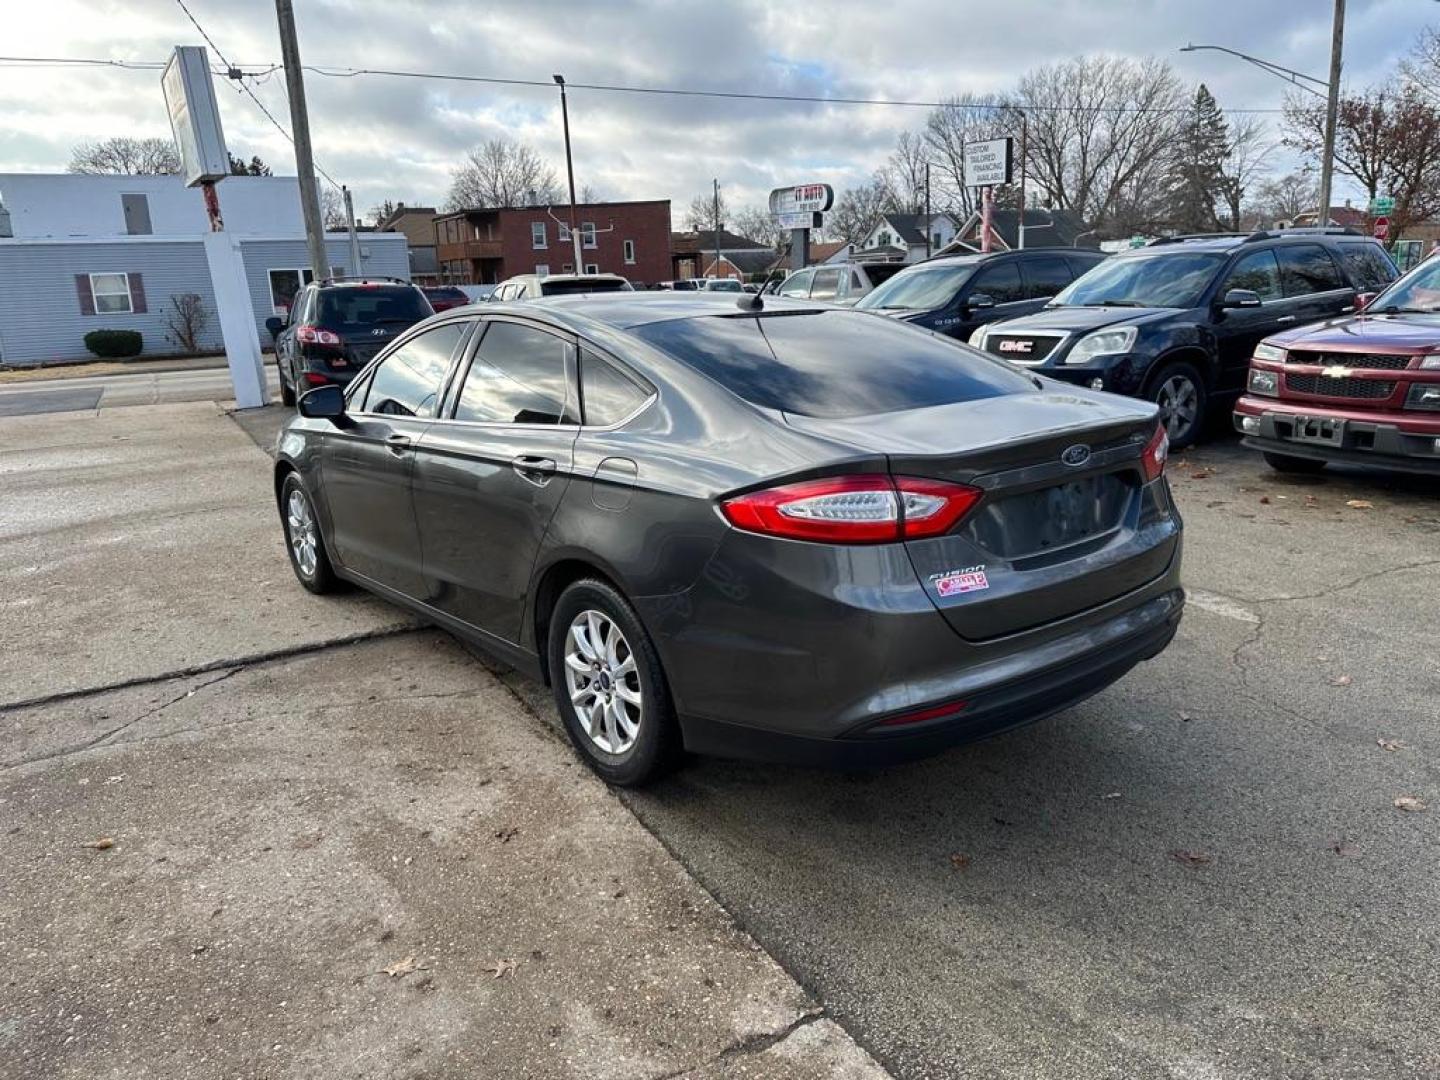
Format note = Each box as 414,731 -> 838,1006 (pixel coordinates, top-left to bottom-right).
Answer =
435,200 -> 671,286
670,229 -> 773,281
375,203 -> 441,284
0,173 -> 408,365
937,207 -> 1098,254
1278,202 -> 1367,231
852,213 -> 961,263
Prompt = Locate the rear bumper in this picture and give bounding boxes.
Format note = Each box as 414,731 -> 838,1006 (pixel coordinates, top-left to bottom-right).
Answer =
1234,396 -> 1440,474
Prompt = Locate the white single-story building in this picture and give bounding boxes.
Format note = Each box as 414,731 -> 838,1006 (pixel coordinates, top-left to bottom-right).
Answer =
0,174 -> 408,365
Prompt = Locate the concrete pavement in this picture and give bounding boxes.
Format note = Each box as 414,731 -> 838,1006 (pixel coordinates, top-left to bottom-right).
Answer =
0,363 -> 280,416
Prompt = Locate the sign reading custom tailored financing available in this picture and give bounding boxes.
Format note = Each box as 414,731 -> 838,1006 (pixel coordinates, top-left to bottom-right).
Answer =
963,138 -> 1013,188
769,183 -> 835,223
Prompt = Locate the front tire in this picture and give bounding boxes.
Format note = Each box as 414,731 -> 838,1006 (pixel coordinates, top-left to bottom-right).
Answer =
1263,451 -> 1327,475
280,473 -> 339,594
1146,361 -> 1207,450
547,578 -> 679,786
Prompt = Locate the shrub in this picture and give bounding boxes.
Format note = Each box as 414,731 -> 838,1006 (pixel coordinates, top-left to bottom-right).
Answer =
83,329 -> 143,358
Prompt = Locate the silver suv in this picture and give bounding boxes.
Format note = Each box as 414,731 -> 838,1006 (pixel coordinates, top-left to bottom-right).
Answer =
777,262 -> 906,306
491,273 -> 633,301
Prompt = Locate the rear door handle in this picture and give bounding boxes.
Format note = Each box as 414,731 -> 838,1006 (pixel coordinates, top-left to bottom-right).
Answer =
511,455 -> 557,485
384,433 -> 412,454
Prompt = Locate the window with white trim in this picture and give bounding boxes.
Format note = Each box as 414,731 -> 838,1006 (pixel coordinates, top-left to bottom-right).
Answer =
558,222 -> 571,241
581,222 -> 597,249
536,264 -> 550,277
585,263 -> 599,275
531,221 -> 547,249
90,273 -> 133,314
623,239 -> 636,264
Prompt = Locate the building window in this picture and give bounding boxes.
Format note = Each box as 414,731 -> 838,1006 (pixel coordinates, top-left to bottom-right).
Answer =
932,232 -> 942,248
268,268 -> 315,316
878,231 -> 891,247
585,263 -> 599,275
581,222 -> 597,249
535,264 -> 550,278
623,239 -> 636,264
562,263 -> 574,273
89,272 -> 134,314
558,222 -> 571,241
531,221 -> 547,249
472,225 -> 481,240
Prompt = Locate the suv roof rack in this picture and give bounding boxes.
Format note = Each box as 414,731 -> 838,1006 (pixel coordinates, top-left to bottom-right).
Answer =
1146,232 -> 1251,247
317,275 -> 412,286
1244,226 -> 1362,240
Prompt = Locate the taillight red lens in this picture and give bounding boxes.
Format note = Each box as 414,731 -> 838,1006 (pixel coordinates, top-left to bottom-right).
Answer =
720,475 -> 981,544
295,324 -> 341,346
1141,424 -> 1168,483
302,372 -> 330,386
875,699 -> 969,727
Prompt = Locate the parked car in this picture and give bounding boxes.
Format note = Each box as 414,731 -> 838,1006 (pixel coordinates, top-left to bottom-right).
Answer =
652,280 -> 702,291
778,261 -> 907,305
491,273 -> 633,300
422,285 -> 469,312
457,283 -> 496,303
855,248 -> 1108,338
700,278 -> 745,292
968,229 -> 1399,447
1235,253 -> 1440,475
265,277 -> 434,406
274,293 -> 1183,785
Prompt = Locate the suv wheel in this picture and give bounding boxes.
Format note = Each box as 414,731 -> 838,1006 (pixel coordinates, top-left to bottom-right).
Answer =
1147,362 -> 1207,449
547,578 -> 679,787
277,356 -> 296,407
1263,451 -> 1327,475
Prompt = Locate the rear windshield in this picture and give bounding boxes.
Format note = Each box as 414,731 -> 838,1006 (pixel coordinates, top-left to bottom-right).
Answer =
425,287 -> 466,300
540,278 -> 631,295
856,263 -> 974,312
317,286 -> 431,328
633,310 -> 1034,419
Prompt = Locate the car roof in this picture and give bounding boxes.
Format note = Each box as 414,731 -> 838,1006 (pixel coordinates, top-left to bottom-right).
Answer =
502,292 -> 826,330
315,278 -> 417,290
1130,229 -> 1375,255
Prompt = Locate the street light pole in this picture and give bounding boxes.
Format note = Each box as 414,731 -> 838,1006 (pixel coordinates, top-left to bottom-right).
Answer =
553,74 -> 583,274
1318,0 -> 1346,227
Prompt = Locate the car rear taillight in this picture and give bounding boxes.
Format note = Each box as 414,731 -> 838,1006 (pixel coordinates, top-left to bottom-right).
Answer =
302,372 -> 330,387
295,324 -> 341,345
720,475 -> 982,544
1141,424 -> 1168,483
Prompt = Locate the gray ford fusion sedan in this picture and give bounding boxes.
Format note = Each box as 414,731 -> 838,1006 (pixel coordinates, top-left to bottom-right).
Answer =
274,293 -> 1184,785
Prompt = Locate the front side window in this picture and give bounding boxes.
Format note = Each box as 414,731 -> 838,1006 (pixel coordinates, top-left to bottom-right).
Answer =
1022,256 -> 1072,300
90,272 -> 133,314
453,321 -> 577,425
1275,244 -> 1344,297
582,222 -> 597,249
778,269 -> 814,297
1221,250 -> 1282,302
967,261 -> 1025,304
581,349 -> 650,426
1336,243 -> 1399,291
359,321 -> 466,418
531,222 -> 547,249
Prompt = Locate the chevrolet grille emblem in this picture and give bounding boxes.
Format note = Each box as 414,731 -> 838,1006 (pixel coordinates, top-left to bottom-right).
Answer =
1321,365 -> 1353,378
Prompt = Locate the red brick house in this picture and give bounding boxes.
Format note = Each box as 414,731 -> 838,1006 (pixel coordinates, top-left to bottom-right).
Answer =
434,200 -> 671,286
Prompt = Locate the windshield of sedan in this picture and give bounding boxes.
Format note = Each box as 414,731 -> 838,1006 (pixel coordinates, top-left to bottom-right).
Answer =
1053,252 -> 1225,309
1369,257 -> 1440,313
855,263 -> 973,311
634,309 -> 1035,418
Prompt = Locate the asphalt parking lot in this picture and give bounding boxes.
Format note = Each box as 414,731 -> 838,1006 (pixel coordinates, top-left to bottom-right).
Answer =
5,398 -> 1436,1079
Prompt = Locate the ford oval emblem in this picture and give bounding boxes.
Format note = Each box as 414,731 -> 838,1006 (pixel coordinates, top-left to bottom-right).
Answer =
1061,444 -> 1091,467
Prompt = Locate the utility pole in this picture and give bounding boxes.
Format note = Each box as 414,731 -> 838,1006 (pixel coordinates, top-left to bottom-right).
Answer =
924,162 -> 931,259
1016,110 -> 1028,250
1318,0 -> 1345,228
342,185 -> 362,276
274,0 -> 327,283
553,75 -> 584,274
713,178 -> 722,278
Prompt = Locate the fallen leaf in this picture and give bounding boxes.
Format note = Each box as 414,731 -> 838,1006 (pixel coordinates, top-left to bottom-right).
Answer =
949,852 -> 971,872
1259,496 -> 1271,505
487,958 -> 518,979
1377,738 -> 1404,752
1169,849 -> 1212,866
1190,470 -> 1211,480
1327,839 -> 1358,856
81,837 -> 115,850
383,955 -> 418,978
1345,499 -> 1373,509
1331,674 -> 1353,687
1394,796 -> 1428,813
1100,791 -> 1123,800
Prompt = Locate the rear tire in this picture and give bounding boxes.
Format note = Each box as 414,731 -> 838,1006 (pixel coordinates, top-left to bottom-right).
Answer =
1263,451 -> 1327,475
547,578 -> 679,787
278,357 -> 297,407
280,473 -> 340,594
1146,361 -> 1208,450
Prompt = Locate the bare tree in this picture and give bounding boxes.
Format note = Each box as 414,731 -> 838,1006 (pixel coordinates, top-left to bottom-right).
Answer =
685,188 -> 730,233
732,205 -> 783,250
826,178 -> 894,244
578,183 -> 603,203
923,96 -> 1019,216
163,294 -> 211,354
445,139 -> 561,210
880,131 -> 929,214
320,186 -> 348,230
1250,170 -> 1320,227
69,136 -> 180,175
1217,115 -> 1274,231
1400,26 -> 1440,105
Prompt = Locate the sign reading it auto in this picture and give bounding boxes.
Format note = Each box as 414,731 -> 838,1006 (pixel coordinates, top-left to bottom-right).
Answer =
161,45 -> 231,188
963,138 -> 1013,188
769,183 -> 834,230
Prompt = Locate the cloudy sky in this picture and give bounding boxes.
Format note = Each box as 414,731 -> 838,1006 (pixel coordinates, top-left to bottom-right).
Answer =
2,0 -> 1434,220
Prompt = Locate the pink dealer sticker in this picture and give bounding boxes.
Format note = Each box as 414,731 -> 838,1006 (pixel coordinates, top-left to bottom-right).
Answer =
934,568 -> 989,597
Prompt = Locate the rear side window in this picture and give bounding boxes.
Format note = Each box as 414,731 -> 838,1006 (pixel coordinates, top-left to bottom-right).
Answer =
1022,256 -> 1072,299
1336,243 -> 1398,290
581,350 -> 651,426
1275,244 -> 1344,296
453,321 -> 577,425
1222,250 -> 1283,301
810,268 -> 843,300
633,311 -> 1035,419
968,261 -> 1025,303
317,286 -> 430,327
360,321 -> 466,418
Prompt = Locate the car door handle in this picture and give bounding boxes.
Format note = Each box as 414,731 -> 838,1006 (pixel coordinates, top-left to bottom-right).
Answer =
511,455 -> 557,485
384,434 -> 413,454
1275,315 -> 1296,324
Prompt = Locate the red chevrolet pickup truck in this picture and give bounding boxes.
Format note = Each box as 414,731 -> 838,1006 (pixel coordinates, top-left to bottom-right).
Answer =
1235,255 -> 1440,475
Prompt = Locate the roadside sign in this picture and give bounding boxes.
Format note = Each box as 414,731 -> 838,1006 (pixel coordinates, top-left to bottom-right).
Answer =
1370,195 -> 1395,216
963,138 -> 1013,188
161,46 -> 230,188
772,210 -> 823,231
768,183 -> 834,223
1373,216 -> 1390,242
1129,235 -> 1148,249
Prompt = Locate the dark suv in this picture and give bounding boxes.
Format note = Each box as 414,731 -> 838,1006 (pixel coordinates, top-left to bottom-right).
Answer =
854,248 -> 1108,339
969,230 -> 1398,446
267,278 -> 434,406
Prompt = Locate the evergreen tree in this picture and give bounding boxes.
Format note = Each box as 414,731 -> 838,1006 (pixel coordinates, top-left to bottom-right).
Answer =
1165,84 -> 1230,232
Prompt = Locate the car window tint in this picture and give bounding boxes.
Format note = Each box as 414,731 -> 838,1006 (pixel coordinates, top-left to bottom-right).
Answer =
1276,244 -> 1344,296
778,270 -> 813,297
1022,256 -> 1072,299
1222,250 -> 1282,301
968,261 -> 1024,303
810,268 -> 843,300
856,263 -> 973,311
1336,243 -> 1398,291
581,350 -> 650,426
316,286 -> 430,328
454,321 -> 577,425
633,310 -> 1036,419
362,322 -> 465,418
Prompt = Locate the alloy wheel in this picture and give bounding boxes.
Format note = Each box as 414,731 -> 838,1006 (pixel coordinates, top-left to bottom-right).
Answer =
286,489 -> 319,578
563,609 -> 642,754
1156,374 -> 1199,440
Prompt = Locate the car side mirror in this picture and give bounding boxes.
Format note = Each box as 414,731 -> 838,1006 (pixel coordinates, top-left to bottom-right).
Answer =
1354,291 -> 1377,311
966,293 -> 997,311
297,383 -> 346,421
1221,288 -> 1261,309
265,316 -> 284,339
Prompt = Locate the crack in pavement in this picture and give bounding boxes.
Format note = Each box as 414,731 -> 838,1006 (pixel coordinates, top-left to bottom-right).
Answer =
652,1009 -> 827,1079
1243,557 -> 1440,605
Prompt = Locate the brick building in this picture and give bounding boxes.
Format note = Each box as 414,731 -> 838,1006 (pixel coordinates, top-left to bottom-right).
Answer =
434,200 -> 671,286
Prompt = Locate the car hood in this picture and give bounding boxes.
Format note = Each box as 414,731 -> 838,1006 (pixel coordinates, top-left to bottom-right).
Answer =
1272,311 -> 1440,353
987,305 -> 1178,334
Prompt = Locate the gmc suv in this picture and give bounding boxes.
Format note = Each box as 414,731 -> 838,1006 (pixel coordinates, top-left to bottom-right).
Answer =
969,230 -> 1398,447
1235,252 -> 1440,475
